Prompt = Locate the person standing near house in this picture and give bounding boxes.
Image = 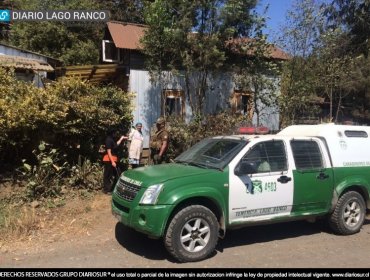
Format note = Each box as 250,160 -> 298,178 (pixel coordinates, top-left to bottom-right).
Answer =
128,122 -> 144,169
150,117 -> 170,164
102,129 -> 128,194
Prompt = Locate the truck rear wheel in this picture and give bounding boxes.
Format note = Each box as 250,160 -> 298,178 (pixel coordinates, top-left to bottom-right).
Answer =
164,205 -> 219,262
329,191 -> 366,235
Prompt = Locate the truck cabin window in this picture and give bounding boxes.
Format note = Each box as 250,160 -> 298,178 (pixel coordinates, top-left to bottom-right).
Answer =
175,138 -> 247,170
291,140 -> 323,170
238,140 -> 287,174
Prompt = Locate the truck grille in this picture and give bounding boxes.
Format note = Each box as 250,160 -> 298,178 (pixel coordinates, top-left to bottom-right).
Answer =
115,178 -> 141,201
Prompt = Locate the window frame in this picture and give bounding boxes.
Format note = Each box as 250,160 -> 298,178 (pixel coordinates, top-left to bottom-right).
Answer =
175,138 -> 247,170
102,40 -> 120,63
238,140 -> 288,175
290,139 -> 324,171
344,130 -> 368,138
162,89 -> 185,118
230,89 -> 254,119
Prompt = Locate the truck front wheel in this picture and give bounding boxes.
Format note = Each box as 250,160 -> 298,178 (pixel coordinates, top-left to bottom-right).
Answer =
329,191 -> 366,235
164,205 -> 219,262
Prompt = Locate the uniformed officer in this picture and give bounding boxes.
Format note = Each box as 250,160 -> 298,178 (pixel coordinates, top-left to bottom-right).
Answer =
150,117 -> 170,164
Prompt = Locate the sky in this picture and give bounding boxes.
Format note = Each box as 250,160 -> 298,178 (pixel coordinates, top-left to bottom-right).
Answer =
255,0 -> 294,39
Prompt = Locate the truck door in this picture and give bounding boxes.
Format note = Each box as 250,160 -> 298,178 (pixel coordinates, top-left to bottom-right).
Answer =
289,139 -> 334,214
228,139 -> 294,224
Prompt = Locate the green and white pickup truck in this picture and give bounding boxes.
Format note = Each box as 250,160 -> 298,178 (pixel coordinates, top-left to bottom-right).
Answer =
112,123 -> 370,262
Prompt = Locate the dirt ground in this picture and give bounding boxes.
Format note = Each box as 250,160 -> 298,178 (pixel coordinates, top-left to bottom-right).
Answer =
1,192 -> 370,269
0,191 -> 111,253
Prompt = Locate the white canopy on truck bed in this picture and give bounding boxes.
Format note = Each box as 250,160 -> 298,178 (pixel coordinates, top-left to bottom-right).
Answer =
278,123 -> 370,168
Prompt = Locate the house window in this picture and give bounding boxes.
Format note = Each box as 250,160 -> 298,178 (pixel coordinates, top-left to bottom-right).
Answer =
230,89 -> 253,118
102,40 -> 119,62
241,95 -> 250,115
163,89 -> 185,117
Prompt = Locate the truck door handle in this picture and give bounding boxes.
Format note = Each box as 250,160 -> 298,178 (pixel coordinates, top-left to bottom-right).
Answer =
277,176 -> 291,184
317,172 -> 329,180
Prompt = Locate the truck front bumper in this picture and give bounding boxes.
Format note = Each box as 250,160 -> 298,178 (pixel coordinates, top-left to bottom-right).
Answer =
111,193 -> 172,238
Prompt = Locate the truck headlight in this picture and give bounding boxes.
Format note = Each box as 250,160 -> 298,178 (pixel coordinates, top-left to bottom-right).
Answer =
139,184 -> 164,205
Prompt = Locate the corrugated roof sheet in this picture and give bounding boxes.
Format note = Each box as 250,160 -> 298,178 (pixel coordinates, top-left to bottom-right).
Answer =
226,38 -> 291,60
0,42 -> 61,64
106,22 -> 291,60
107,21 -> 146,50
0,54 -> 54,71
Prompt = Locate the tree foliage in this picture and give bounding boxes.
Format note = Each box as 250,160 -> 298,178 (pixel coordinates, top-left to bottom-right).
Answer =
314,28 -> 358,121
0,0 -> 19,41
2,0 -> 148,64
278,0 -> 325,126
7,0 -> 105,65
280,0 -> 370,126
325,0 -> 370,57
166,112 -> 246,160
232,11 -> 281,126
104,0 -> 145,23
142,0 -> 258,117
0,68 -> 133,170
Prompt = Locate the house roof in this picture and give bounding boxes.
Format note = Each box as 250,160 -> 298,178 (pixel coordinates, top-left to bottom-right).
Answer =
0,42 -> 61,64
107,21 -> 146,50
0,54 -> 54,72
106,21 -> 291,60
226,38 -> 291,60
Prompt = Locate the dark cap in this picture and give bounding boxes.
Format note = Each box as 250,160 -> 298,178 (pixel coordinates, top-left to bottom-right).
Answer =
156,117 -> 165,125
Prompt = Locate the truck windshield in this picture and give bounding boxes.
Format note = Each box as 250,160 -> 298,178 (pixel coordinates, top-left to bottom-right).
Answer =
174,138 -> 247,170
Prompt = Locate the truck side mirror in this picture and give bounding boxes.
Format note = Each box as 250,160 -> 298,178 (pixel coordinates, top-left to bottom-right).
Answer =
234,162 -> 256,176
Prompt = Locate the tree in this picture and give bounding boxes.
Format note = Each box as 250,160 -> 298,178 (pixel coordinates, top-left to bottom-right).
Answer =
280,0 -> 369,125
231,11 -> 281,127
142,0 -> 258,118
314,28 -> 357,122
350,55 -> 370,122
0,68 -> 133,168
0,0 -> 19,41
278,0 -> 325,126
322,0 -> 370,122
325,0 -> 370,57
8,0 -> 105,65
104,0 -> 145,23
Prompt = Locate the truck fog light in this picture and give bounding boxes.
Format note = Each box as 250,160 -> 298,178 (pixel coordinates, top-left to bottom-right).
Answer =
139,214 -> 146,225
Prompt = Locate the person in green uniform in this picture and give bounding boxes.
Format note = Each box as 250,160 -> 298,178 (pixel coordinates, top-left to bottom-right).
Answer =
150,117 -> 170,164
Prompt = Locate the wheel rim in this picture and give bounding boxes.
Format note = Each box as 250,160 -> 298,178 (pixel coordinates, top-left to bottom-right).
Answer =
180,217 -> 211,253
343,200 -> 362,228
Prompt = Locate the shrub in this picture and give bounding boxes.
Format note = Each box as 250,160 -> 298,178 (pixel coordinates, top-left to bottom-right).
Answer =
0,68 -> 133,170
166,112 -> 246,160
19,142 -> 68,200
68,156 -> 103,190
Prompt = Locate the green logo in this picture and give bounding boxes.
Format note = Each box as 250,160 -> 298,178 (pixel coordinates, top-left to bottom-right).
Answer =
252,180 -> 263,193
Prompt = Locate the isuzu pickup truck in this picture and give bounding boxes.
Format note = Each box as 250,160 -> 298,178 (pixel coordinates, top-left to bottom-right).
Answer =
112,123 -> 370,262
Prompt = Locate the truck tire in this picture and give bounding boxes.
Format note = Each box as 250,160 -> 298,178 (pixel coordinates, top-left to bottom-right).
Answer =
329,191 -> 366,235
164,205 -> 219,262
